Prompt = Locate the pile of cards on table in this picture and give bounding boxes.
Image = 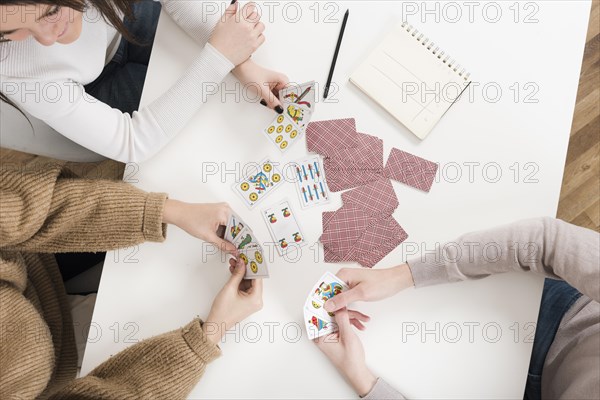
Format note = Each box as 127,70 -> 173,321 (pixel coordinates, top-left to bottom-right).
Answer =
321,178 -> 408,268
304,272 -> 349,340
306,118 -> 438,192
263,81 -> 316,152
219,213 -> 269,279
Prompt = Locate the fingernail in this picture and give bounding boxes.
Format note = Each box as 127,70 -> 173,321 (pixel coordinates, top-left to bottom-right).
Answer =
230,0 -> 237,5
324,300 -> 334,312
260,99 -> 267,107
275,105 -> 284,114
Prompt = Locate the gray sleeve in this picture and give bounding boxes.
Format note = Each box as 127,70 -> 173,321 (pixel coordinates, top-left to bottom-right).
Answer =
362,378 -> 405,400
407,217 -> 600,302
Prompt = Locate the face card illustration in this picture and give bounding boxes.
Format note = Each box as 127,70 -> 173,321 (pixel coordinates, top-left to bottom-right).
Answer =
263,113 -> 305,153
223,213 -> 247,243
292,156 -> 330,209
232,226 -> 258,251
280,81 -> 316,110
304,308 -> 336,340
310,272 -> 349,304
239,244 -> 269,279
262,200 -> 306,256
233,160 -> 283,209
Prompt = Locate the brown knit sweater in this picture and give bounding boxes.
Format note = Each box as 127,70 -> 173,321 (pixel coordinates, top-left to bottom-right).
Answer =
0,161 -> 221,399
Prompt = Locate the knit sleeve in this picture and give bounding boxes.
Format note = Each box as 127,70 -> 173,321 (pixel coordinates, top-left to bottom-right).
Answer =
0,267 -> 55,399
407,217 -> 600,302
161,0 -> 223,46
48,319 -> 221,399
0,163 -> 167,253
362,378 -> 405,400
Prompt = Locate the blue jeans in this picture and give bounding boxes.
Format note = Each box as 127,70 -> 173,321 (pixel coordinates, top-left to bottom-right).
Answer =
524,278 -> 582,399
84,0 -> 162,114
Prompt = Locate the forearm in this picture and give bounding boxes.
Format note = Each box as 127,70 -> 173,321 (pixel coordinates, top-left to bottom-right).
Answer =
161,0 -> 223,46
407,217 -> 600,302
2,173 -> 167,253
49,319 -> 221,399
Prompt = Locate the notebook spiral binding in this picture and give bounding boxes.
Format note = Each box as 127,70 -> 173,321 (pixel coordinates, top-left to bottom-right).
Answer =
401,21 -> 471,81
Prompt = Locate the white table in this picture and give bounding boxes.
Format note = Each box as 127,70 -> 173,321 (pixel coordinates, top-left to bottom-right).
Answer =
81,1 -> 591,398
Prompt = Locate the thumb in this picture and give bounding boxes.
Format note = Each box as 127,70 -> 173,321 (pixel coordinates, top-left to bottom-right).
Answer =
334,308 -> 352,337
324,288 -> 360,313
208,233 -> 238,255
227,257 -> 246,286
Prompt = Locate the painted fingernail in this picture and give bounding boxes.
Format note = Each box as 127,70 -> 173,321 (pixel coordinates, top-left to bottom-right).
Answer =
275,105 -> 284,114
260,99 -> 267,107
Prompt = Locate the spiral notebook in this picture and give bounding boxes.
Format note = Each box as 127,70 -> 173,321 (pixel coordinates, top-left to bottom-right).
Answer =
350,22 -> 471,140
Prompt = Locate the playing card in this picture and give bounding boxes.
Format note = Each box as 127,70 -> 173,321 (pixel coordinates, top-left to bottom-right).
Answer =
347,218 -> 408,266
233,160 -> 284,208
327,132 -> 384,169
262,200 -> 306,257
280,81 -> 316,110
323,167 -> 382,192
309,272 -> 350,304
320,205 -> 372,256
341,177 -> 399,217
304,295 -> 334,322
263,113 -> 306,153
232,226 -> 259,251
306,118 -> 360,156
283,103 -> 312,130
222,213 -> 247,243
292,156 -> 330,208
239,244 -> 269,279
304,308 -> 336,340
383,148 -> 438,192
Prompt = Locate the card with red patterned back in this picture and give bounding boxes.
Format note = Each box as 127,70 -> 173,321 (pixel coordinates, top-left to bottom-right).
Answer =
383,148 -> 438,192
306,118 -> 359,156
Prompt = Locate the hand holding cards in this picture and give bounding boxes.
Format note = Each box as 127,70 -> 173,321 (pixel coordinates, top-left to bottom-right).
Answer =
304,272 -> 349,340
263,81 -> 316,153
220,212 -> 269,279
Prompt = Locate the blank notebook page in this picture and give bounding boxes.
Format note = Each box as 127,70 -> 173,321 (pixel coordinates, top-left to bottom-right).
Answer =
350,22 -> 471,140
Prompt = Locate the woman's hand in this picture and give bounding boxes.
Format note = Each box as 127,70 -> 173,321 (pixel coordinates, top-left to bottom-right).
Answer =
324,265 -> 415,313
162,199 -> 237,254
232,59 -> 289,112
209,2 -> 265,66
315,309 -> 377,397
203,258 -> 264,344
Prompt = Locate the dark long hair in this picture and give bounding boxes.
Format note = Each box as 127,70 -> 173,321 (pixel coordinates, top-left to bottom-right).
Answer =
0,0 -> 137,118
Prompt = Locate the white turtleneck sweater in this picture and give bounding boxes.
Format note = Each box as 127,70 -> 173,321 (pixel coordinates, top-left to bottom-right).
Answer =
0,1 -> 234,162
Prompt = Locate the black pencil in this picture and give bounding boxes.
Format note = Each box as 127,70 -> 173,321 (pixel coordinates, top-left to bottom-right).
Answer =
323,9 -> 349,99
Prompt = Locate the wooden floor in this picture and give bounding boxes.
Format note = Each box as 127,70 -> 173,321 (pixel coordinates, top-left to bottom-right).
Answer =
556,0 -> 600,231
1,1 -> 599,231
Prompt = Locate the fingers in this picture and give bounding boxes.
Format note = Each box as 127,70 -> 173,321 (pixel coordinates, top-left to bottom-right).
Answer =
225,1 -> 238,18
227,258 -> 246,287
261,83 -> 281,111
333,308 -> 352,336
211,235 -> 238,255
242,2 -> 260,23
348,309 -> 370,331
324,286 -> 361,313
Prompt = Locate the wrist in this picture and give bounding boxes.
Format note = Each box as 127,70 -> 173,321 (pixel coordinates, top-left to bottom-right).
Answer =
162,199 -> 185,226
347,367 -> 377,397
393,263 -> 414,291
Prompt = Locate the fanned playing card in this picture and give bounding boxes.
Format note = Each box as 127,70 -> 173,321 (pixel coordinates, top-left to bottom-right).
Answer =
303,272 -> 349,340
304,308 -> 336,340
263,113 -> 305,152
383,148 -> 438,192
239,243 -> 269,279
233,160 -> 283,209
261,199 -> 307,257
280,81 -> 316,110
292,156 -> 330,208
